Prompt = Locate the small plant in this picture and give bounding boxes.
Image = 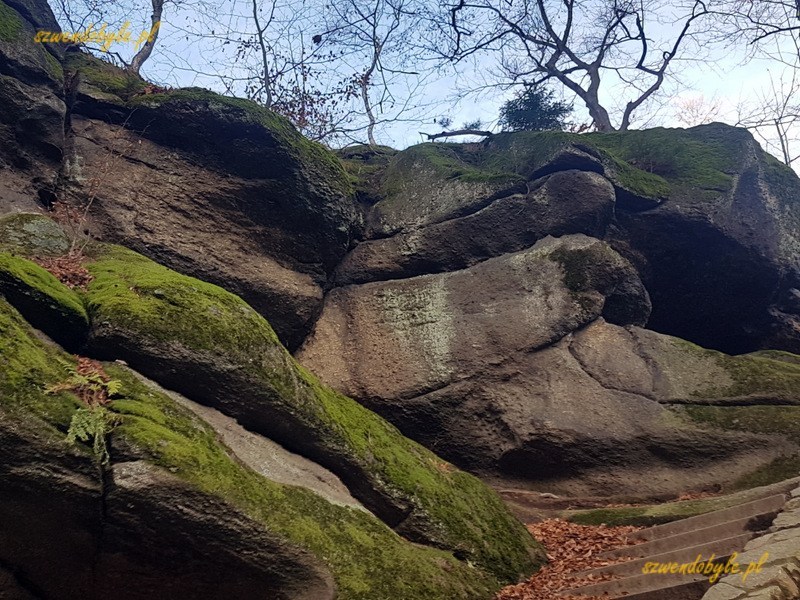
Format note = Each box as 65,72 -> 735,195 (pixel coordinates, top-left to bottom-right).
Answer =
65,407 -> 118,465
46,357 -> 122,464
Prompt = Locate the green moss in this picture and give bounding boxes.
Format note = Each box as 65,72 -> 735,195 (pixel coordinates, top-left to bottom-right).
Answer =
0,299 -> 81,431
672,339 -> 800,399
0,214 -> 69,257
0,2 -> 22,42
679,404 -> 800,444
747,350 -> 800,366
567,493 -> 757,527
0,252 -> 88,325
298,365 -> 544,580
675,404 -> 800,489
0,298 -> 499,598
127,87 -> 352,196
84,245 -> 279,352
41,49 -> 64,82
82,244 -> 543,581
108,366 -> 501,599
63,52 -> 146,99
585,127 -> 737,194
731,455 -> 800,490
382,143 -> 523,199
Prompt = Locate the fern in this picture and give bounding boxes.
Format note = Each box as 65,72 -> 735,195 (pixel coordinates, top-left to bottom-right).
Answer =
66,406 -> 118,465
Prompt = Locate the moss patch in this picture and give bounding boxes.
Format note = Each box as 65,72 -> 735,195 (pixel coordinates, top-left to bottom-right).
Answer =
0,298 -> 499,599
82,244 -> 544,582
382,143 -> 522,197
108,366 -> 498,599
585,126 -> 738,195
63,52 -> 146,100
0,252 -> 87,321
672,339 -> 800,399
567,492 -> 764,527
298,365 -> 544,581
127,87 -> 351,196
0,1 -> 23,42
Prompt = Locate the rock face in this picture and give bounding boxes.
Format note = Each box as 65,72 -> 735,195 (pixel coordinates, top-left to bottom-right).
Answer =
2,0 -> 800,590
0,213 -> 543,598
344,128 -> 800,355
300,237 -> 800,496
0,0 -> 65,213
58,78 -> 363,350
300,126 -> 800,494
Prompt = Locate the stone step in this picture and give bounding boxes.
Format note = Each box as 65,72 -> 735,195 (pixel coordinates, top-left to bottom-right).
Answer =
573,532 -> 754,581
560,572 -> 712,600
629,494 -> 788,543
603,514 -> 776,560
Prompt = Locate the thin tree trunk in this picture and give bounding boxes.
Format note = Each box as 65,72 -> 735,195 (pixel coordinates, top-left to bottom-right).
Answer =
129,0 -> 164,75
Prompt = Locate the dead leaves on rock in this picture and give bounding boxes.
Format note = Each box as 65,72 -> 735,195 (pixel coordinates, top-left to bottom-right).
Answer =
496,518 -> 642,600
34,252 -> 93,290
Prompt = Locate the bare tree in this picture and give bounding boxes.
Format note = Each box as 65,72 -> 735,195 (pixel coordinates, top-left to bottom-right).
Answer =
736,66 -> 800,167
673,93 -> 722,127
53,0 -> 169,74
437,0 -> 711,131
324,0 -> 409,144
129,0 -> 164,75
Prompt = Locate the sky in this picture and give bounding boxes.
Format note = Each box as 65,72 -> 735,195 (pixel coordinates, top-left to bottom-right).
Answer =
48,1 -> 800,171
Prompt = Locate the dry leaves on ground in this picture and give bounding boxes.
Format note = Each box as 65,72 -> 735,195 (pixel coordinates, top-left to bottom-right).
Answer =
496,518 -> 643,600
35,253 -> 94,289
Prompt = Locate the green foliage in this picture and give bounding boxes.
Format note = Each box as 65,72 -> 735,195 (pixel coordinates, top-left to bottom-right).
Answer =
65,406 -> 118,464
499,85 -> 572,132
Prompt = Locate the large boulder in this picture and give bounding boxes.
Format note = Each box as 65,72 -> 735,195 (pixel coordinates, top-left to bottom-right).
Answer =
57,69 -> 363,349
343,126 -> 800,354
595,124 -> 800,354
335,169 -> 617,285
299,235 -> 800,496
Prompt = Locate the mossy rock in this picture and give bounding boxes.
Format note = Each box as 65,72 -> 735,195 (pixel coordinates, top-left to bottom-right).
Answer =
125,87 -> 352,196
0,297 -> 511,599
80,244 -> 543,582
63,51 -> 146,101
0,213 -> 69,256
338,144 -> 397,204
483,131 -> 671,207
0,0 -> 63,85
371,143 -> 525,234
669,338 -> 800,401
0,252 -> 88,349
0,1 -> 23,42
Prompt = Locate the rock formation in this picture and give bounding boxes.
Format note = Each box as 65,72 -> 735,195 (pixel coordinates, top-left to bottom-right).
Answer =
1,0 -> 800,596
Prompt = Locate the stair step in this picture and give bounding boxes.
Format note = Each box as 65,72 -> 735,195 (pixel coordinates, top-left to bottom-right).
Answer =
560,572 -> 711,600
629,494 -> 787,542
573,532 -> 753,581
602,513 -> 775,560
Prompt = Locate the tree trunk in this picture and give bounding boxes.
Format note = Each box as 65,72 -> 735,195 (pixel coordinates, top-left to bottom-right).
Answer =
129,0 -> 164,75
